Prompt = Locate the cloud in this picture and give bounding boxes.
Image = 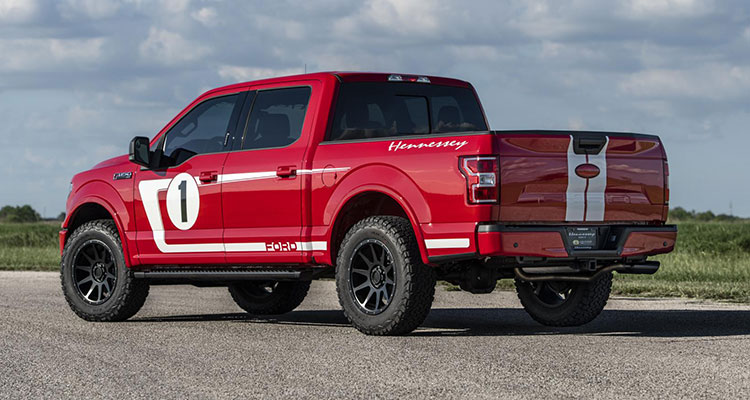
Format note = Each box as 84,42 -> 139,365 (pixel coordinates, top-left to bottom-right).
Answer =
568,117 -> 586,130
191,7 -> 217,26
0,0 -> 38,23
0,37 -> 106,72
619,64 -> 750,100
57,0 -> 120,20
623,0 -> 715,18
217,66 -> 305,82
138,27 -> 210,65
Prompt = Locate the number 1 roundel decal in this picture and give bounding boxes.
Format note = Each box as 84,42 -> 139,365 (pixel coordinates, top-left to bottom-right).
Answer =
166,172 -> 200,230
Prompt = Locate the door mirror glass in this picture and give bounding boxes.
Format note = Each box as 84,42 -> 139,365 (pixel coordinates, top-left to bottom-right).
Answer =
129,136 -> 151,168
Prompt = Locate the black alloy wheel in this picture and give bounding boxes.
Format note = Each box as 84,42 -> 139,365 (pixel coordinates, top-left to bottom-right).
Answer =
348,239 -> 396,315
71,239 -> 117,304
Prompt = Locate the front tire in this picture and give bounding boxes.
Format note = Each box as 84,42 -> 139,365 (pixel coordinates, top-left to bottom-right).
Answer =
228,281 -> 311,315
61,220 -> 149,322
515,273 -> 612,327
336,216 -> 436,335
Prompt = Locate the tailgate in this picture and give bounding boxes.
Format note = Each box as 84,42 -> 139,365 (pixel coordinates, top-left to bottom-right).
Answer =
494,130 -> 667,223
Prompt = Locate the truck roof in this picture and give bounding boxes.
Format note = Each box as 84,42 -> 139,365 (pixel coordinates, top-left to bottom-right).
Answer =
202,71 -> 472,98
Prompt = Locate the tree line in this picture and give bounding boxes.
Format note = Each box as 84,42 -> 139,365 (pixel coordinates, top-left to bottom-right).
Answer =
669,207 -> 744,222
0,205 -> 65,223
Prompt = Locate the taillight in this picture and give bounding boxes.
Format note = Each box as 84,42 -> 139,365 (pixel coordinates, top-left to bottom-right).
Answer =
663,160 -> 670,204
459,156 -> 498,204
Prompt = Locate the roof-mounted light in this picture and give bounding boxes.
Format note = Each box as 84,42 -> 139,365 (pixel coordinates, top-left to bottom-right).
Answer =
388,74 -> 431,83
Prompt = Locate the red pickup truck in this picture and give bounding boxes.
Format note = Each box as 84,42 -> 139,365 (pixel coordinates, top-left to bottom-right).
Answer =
60,72 -> 676,335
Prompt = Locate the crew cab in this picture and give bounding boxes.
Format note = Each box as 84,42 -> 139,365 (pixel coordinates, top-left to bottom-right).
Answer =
60,72 -> 676,335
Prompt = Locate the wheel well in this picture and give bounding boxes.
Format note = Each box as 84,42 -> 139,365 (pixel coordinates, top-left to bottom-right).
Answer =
330,192 -> 411,263
67,203 -> 114,238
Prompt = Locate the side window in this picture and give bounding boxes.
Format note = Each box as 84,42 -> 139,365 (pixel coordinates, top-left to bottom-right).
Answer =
242,87 -> 312,150
163,94 -> 239,164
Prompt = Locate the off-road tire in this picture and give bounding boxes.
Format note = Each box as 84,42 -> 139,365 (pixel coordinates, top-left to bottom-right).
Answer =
61,219 -> 149,321
228,281 -> 311,315
336,216 -> 436,335
515,272 -> 612,327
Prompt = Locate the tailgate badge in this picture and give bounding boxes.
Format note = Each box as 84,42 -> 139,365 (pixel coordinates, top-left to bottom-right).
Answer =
575,164 -> 600,179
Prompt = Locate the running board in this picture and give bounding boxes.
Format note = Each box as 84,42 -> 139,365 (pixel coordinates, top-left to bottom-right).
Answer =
133,269 -> 307,282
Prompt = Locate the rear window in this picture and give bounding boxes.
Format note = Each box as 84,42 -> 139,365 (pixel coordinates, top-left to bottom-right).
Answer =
328,82 -> 487,141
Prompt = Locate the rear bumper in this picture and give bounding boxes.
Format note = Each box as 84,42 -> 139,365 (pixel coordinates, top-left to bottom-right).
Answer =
477,224 -> 677,259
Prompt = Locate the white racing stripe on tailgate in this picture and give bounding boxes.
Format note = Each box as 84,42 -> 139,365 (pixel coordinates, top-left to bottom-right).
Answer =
585,136 -> 609,221
565,135 -> 587,222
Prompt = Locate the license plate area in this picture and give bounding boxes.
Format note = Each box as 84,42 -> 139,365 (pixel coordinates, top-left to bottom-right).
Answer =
566,227 -> 599,250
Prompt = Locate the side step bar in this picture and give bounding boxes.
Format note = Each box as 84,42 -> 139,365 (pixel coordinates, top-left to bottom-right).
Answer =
133,269 -> 307,282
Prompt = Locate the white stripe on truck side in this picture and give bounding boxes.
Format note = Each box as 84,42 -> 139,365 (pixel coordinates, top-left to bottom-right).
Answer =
424,238 -> 471,249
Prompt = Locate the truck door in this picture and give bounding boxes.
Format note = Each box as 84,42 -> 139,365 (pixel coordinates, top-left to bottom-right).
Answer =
133,92 -> 246,265
221,82 -> 320,264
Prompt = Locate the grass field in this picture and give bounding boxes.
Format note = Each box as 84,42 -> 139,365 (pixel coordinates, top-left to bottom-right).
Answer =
0,222 -> 60,271
2,221 -> 749,302
612,221 -> 750,302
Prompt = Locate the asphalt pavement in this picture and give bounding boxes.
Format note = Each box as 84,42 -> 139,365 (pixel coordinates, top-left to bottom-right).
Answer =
1,271 -> 749,399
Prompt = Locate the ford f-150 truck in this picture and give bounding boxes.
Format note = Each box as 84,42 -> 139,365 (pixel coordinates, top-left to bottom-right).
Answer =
60,72 -> 676,335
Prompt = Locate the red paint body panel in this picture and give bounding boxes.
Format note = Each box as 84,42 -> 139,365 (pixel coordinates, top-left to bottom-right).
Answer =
478,231 -> 568,257
621,231 -> 677,257
62,72 -> 675,270
132,153 -> 228,265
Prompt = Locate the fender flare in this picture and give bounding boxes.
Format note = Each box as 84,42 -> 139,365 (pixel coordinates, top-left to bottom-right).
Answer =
323,164 -> 431,264
64,180 -> 134,266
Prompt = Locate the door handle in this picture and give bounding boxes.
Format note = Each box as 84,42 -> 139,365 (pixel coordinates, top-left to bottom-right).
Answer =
276,165 -> 297,178
199,170 -> 219,183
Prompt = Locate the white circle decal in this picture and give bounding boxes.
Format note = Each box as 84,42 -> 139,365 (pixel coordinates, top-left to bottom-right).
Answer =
166,172 -> 200,230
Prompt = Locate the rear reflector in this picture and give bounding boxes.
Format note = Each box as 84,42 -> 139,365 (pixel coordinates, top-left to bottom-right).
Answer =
459,156 -> 499,204
664,160 -> 670,203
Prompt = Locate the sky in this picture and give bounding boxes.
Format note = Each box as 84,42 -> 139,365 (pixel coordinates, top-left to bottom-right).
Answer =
0,0 -> 748,217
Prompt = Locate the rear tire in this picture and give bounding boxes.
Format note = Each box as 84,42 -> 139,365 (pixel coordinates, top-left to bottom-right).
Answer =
515,272 -> 612,327
336,216 -> 436,335
61,219 -> 149,322
228,281 -> 310,315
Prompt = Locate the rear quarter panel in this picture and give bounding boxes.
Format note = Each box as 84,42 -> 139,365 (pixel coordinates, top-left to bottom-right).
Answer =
310,133 -> 497,263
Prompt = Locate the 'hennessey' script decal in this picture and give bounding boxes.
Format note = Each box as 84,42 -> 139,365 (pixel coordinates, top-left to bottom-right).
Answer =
388,139 -> 469,152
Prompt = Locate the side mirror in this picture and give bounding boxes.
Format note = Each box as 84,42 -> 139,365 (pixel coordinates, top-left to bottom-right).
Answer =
129,136 -> 151,168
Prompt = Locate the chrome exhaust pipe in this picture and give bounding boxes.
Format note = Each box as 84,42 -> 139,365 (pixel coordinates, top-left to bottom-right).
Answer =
615,261 -> 660,275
